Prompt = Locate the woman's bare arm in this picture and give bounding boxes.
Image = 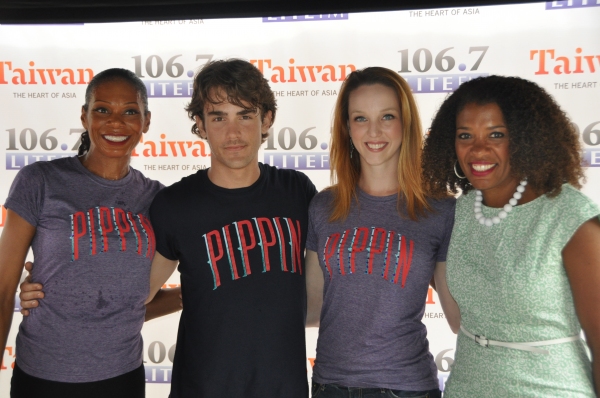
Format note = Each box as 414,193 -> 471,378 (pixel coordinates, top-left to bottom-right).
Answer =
305,250 -> 323,327
433,261 -> 461,333
144,251 -> 179,321
563,217 -> 600,395
0,210 -> 36,366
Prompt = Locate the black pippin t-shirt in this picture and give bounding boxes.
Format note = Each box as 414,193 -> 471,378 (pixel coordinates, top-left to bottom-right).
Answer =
150,163 -> 316,398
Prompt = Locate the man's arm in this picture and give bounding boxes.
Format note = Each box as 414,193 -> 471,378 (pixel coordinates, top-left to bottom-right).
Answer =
305,249 -> 323,327
0,210 -> 36,366
145,287 -> 181,321
145,251 -> 179,321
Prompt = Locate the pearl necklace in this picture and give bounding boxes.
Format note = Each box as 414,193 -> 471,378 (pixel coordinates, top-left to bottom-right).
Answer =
474,180 -> 527,227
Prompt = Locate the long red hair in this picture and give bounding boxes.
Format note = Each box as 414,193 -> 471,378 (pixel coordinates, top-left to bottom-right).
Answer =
328,67 -> 430,221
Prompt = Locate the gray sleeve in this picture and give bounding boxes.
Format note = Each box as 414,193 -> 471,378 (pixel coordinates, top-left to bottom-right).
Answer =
306,199 -> 318,252
4,163 -> 45,227
306,191 -> 329,252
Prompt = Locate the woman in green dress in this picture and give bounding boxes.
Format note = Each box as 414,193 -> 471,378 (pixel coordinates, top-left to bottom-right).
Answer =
422,75 -> 600,397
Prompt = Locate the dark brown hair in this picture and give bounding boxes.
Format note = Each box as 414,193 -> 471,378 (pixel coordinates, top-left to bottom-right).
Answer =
185,59 -> 276,142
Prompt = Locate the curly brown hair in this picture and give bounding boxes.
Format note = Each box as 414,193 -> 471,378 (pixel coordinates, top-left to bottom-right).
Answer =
422,75 -> 583,199
185,59 -> 276,142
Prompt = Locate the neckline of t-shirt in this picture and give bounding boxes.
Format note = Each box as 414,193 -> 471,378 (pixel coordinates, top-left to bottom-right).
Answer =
201,163 -> 267,195
357,187 -> 397,203
71,155 -> 135,187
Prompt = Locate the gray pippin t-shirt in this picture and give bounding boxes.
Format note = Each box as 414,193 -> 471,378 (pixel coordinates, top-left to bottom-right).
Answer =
306,189 -> 455,390
5,156 -> 162,382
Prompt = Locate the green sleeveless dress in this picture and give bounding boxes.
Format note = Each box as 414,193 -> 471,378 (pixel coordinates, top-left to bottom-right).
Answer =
445,184 -> 597,397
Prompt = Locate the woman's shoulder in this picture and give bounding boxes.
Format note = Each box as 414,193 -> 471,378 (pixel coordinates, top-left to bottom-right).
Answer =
427,194 -> 457,215
310,188 -> 334,206
130,167 -> 165,193
14,156 -> 74,181
555,183 -> 596,204
547,184 -> 599,217
308,189 -> 335,220
454,190 -> 476,212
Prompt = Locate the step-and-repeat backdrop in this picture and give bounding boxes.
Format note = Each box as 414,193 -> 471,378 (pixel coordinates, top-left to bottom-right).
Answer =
1,1 -> 599,395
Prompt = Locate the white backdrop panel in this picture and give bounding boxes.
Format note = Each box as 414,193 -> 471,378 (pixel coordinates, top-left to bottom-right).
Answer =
1,2 -> 599,396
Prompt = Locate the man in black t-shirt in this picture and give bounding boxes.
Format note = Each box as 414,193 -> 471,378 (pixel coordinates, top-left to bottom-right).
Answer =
146,59 -> 316,397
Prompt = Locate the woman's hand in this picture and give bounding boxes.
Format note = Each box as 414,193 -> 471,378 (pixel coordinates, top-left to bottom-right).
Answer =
19,261 -> 44,316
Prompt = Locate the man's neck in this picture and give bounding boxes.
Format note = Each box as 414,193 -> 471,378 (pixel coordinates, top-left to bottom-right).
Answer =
206,162 -> 261,189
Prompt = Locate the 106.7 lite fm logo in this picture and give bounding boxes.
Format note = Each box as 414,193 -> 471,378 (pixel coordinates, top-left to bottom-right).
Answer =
398,46 -> 489,93
577,121 -> 600,167
4,127 -> 84,169
144,340 -> 176,383
435,348 -> 455,391
132,54 -> 355,97
1,125 -> 315,171
132,54 -> 213,97
3,127 -> 211,170
263,126 -> 329,170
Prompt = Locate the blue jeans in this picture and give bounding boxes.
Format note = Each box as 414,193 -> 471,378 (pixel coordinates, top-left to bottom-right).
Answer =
311,382 -> 442,398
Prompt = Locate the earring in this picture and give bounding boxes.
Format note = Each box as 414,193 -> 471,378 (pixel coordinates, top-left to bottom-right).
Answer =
350,140 -> 355,159
454,161 -> 466,179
